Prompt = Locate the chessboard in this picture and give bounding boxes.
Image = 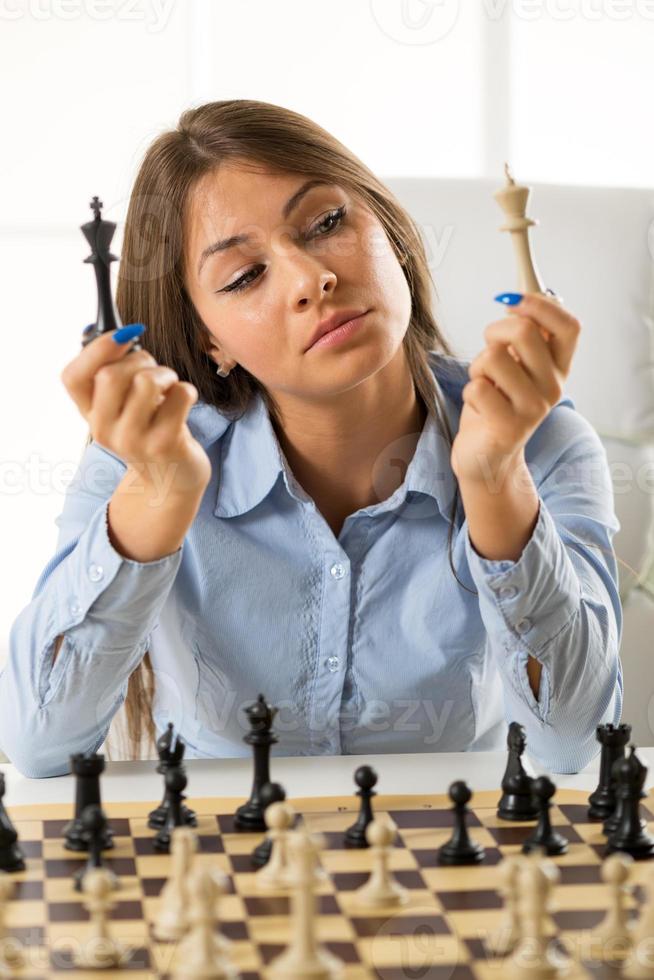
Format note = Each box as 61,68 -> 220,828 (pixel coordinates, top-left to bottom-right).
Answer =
4,787 -> 654,979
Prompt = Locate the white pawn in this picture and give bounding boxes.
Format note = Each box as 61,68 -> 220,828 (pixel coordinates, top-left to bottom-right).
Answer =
488,855 -> 525,955
506,858 -> 568,980
255,801 -> 295,891
172,867 -> 236,980
268,828 -> 343,979
353,817 -> 408,909
153,826 -> 198,941
0,875 -> 23,968
624,864 -> 654,979
589,853 -> 633,961
73,867 -> 128,969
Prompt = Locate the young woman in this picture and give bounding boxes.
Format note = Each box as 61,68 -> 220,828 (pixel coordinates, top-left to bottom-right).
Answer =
0,100 -> 622,778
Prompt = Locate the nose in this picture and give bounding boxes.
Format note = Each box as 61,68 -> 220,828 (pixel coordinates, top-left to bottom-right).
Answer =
285,255 -> 338,311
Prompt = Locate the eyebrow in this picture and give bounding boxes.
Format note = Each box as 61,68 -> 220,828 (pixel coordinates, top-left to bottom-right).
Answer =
196,179 -> 335,277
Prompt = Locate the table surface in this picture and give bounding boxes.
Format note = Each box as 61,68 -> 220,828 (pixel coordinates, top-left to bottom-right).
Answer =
3,747 -> 654,808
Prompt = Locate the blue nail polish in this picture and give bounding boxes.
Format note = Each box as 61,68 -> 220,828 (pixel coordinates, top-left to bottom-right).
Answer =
494,292 -> 523,306
82,323 -> 95,335
112,323 -> 146,344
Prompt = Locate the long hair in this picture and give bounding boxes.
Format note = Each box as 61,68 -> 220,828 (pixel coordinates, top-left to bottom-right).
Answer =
87,99 -> 468,758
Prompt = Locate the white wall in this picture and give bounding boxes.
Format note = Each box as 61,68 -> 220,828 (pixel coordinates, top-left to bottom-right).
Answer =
2,0 -> 654,662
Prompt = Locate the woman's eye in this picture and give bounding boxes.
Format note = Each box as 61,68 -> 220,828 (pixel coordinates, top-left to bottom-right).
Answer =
218,205 -> 347,295
220,265 -> 264,294
308,205 -> 347,239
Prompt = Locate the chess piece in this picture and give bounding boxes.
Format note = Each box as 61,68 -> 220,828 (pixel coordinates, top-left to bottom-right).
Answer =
80,196 -> 142,350
488,855 -> 525,956
506,857 -> 568,980
251,781 -> 287,868
344,765 -> 377,849
497,722 -> 539,821
493,163 -> 546,296
624,863 -> 654,979
64,752 -> 114,852
589,853 -> 633,961
148,723 -> 197,830
0,875 -> 24,968
267,828 -> 343,979
73,868 -> 129,969
605,745 -> 654,859
255,801 -> 295,891
438,781 -> 486,866
74,805 -> 118,893
172,867 -> 236,979
522,777 -> 568,857
604,752 -> 646,837
353,818 -> 408,908
153,827 -> 198,942
154,767 -> 188,853
0,774 -> 25,873
588,723 -> 631,821
234,694 -> 279,831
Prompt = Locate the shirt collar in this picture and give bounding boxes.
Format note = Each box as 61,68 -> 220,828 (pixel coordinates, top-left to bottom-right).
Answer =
213,359 -> 462,525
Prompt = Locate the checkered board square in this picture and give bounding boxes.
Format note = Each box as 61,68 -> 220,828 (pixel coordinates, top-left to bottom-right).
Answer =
3,787 -> 654,979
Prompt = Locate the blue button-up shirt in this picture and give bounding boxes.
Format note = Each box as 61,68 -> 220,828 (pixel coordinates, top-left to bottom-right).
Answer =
0,353 -> 622,777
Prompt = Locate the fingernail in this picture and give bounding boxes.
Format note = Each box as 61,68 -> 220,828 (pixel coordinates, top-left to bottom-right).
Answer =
82,323 -> 95,336
494,292 -> 523,306
112,323 -> 146,344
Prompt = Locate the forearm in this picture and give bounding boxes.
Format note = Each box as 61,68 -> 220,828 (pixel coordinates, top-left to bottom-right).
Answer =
459,452 -> 543,697
458,451 -> 539,562
108,466 -> 206,562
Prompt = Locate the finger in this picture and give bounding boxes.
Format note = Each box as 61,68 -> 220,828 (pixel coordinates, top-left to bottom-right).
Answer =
463,376 -> 515,426
469,344 -> 545,420
60,325 -> 148,416
484,316 -> 563,404
150,381 -> 198,435
113,366 -> 182,438
504,292 -> 580,374
88,350 -> 161,430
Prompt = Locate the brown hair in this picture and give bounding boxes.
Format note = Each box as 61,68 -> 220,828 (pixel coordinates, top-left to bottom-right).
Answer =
86,99 -> 468,758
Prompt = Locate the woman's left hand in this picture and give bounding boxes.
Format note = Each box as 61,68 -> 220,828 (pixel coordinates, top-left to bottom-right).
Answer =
451,292 -> 581,485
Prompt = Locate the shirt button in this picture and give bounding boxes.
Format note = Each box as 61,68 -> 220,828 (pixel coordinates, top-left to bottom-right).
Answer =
516,617 -> 532,635
499,585 -> 518,600
88,563 -> 104,582
327,656 -> 340,672
330,562 -> 347,580
70,601 -> 82,617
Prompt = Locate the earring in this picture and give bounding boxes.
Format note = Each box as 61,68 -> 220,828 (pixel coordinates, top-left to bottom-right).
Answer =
216,363 -> 232,378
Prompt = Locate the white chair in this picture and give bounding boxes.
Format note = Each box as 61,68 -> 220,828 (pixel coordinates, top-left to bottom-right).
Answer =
385,176 -> 654,746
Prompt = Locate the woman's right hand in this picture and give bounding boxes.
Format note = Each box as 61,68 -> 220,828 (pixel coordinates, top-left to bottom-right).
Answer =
61,325 -> 212,496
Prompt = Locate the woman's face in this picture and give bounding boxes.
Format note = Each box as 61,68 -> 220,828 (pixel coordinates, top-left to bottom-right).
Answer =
183,160 -> 412,403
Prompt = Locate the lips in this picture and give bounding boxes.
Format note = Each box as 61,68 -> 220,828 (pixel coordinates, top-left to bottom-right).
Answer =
305,309 -> 369,352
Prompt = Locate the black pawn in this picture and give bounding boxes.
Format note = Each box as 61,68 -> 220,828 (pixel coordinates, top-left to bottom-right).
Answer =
147,723 -> 197,830
63,753 -> 114,852
344,766 -> 378,849
605,745 -> 654,859
497,722 -> 539,821
588,722 -> 631,821
0,773 -> 25,873
438,781 -> 486,866
522,776 -> 568,856
251,782 -> 287,868
154,768 -> 188,853
603,754 -> 646,837
73,805 -> 117,892
234,695 -> 279,832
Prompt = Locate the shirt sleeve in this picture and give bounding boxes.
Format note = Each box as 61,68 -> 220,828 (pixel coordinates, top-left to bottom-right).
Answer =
461,397 -> 623,774
0,439 -> 184,778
